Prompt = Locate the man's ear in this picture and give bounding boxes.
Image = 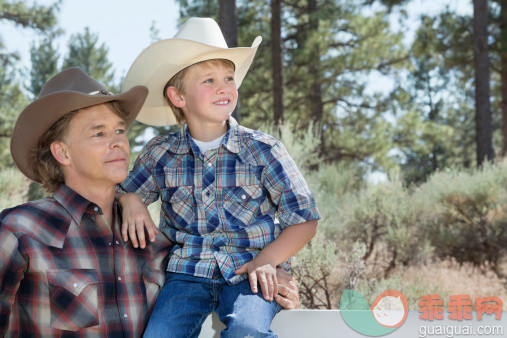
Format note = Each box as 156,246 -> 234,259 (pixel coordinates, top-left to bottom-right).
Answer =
50,141 -> 71,166
166,86 -> 185,108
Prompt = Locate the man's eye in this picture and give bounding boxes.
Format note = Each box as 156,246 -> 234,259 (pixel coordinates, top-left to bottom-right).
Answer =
116,129 -> 125,134
92,132 -> 103,137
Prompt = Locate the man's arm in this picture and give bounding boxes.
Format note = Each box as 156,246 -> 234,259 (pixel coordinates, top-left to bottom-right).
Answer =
275,269 -> 300,309
0,228 -> 26,334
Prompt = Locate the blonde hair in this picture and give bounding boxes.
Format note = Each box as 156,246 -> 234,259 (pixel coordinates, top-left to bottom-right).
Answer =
33,101 -> 127,193
163,59 -> 235,124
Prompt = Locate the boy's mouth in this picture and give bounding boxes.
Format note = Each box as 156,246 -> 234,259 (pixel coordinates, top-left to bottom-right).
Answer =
214,100 -> 230,105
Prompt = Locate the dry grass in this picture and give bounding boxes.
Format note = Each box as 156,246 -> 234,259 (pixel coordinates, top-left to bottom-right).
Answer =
393,258 -> 507,311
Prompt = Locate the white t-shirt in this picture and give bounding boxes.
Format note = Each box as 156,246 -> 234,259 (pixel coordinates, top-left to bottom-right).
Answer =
191,134 -> 226,154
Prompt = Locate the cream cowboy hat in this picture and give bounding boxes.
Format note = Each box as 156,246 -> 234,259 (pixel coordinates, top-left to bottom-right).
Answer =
122,17 -> 262,126
11,67 -> 148,182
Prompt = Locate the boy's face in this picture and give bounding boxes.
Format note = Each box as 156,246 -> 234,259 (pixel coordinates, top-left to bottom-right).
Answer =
177,61 -> 238,126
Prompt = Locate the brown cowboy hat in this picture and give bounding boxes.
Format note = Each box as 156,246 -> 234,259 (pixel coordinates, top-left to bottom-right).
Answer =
11,67 -> 148,182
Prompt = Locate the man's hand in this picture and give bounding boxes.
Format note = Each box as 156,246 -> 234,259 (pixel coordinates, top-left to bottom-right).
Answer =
235,259 -> 278,302
274,269 -> 300,309
118,193 -> 158,249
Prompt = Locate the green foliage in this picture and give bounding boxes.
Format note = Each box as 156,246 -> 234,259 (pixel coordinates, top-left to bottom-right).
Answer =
62,27 -> 115,89
0,167 -> 30,209
292,233 -> 340,309
0,65 -> 29,168
29,34 -> 59,97
0,0 -> 59,31
417,160 -> 507,269
338,180 -> 433,269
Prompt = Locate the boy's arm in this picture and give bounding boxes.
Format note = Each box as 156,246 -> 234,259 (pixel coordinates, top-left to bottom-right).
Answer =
118,193 -> 158,249
235,220 -> 317,302
117,139 -> 163,248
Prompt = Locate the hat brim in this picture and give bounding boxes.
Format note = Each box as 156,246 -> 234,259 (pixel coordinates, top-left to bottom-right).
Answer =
10,85 -> 148,183
122,36 -> 262,126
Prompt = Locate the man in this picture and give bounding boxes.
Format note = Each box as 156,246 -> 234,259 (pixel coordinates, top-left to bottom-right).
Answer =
0,67 -> 299,336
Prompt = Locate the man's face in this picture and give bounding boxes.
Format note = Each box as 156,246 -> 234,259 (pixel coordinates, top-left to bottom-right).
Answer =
59,103 -> 130,188
179,62 -> 238,126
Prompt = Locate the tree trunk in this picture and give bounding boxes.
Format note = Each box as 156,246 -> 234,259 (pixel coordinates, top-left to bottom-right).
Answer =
473,0 -> 495,165
219,0 -> 241,121
500,0 -> 507,156
308,0 -> 325,155
271,0 -> 284,126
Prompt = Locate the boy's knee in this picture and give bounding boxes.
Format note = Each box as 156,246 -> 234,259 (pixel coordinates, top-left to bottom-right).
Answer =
222,320 -> 277,338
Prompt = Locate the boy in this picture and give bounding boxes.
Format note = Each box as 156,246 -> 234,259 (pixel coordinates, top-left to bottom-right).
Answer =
118,18 -> 320,337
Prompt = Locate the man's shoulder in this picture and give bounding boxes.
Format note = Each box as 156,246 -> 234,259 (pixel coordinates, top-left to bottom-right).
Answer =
0,197 -> 69,238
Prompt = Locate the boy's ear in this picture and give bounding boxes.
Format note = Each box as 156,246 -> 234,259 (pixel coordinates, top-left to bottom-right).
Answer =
50,141 -> 71,166
166,86 -> 185,108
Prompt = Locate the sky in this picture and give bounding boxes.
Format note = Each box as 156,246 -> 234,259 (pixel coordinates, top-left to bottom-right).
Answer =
1,0 -> 181,80
1,0 -> 472,85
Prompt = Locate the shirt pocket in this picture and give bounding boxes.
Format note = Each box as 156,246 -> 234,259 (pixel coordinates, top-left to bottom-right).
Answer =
222,185 -> 264,227
142,268 -> 165,313
161,186 -> 196,228
46,269 -> 99,331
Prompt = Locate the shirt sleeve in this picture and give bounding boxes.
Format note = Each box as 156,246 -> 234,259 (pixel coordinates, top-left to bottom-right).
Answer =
117,140 -> 162,205
0,226 -> 26,334
262,141 -> 321,228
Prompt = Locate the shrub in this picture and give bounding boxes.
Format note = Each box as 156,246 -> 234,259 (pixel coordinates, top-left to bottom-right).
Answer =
417,159 -> 507,273
0,168 -> 30,210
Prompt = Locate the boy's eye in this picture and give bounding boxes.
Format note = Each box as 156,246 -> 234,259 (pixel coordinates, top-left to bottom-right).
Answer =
226,76 -> 234,82
204,78 -> 213,83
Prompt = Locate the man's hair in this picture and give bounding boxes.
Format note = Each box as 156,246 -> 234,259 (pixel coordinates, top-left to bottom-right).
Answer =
32,101 -> 127,193
163,59 -> 235,125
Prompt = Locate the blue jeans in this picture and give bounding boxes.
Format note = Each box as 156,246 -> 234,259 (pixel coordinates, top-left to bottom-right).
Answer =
143,272 -> 282,338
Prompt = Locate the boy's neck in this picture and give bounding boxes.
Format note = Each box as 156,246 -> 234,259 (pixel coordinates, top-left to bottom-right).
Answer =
186,120 -> 228,142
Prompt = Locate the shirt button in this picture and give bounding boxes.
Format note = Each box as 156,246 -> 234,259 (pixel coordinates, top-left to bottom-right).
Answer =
241,194 -> 247,200
93,206 -> 99,212
124,314 -> 128,318
206,191 -> 211,197
207,163 -> 213,167
73,283 -> 78,288
115,241 -> 119,245
118,277 -> 122,281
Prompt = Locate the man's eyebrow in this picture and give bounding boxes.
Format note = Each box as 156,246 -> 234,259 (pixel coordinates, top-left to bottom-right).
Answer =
88,120 -> 126,130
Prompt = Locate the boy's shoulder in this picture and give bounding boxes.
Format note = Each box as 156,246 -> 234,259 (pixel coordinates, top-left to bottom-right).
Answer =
237,124 -> 279,148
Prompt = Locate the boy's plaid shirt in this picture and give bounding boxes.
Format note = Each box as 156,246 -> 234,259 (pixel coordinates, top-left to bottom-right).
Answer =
0,184 -> 171,337
119,118 -> 321,285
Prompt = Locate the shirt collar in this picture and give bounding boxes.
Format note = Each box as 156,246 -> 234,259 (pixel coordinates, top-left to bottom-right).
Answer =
53,184 -> 97,226
169,117 -> 241,155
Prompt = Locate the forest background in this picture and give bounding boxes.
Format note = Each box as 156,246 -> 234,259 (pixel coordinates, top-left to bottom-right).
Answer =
0,0 -> 506,310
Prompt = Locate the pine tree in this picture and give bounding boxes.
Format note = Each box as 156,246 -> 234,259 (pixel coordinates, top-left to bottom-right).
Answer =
62,27 -> 115,90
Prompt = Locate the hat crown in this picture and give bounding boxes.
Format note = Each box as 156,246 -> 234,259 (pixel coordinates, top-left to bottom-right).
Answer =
39,67 -> 107,99
173,17 -> 228,48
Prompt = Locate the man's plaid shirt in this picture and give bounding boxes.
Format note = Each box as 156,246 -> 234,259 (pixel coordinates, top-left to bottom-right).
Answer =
0,184 -> 171,337
119,118 -> 320,285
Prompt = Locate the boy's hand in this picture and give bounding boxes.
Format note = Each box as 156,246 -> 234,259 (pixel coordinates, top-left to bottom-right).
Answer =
118,193 -> 158,249
235,258 -> 278,302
